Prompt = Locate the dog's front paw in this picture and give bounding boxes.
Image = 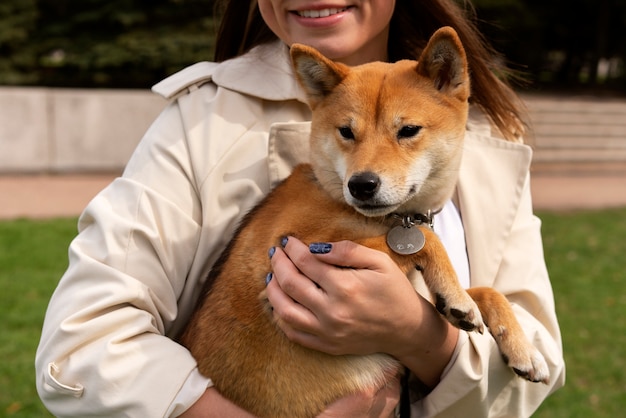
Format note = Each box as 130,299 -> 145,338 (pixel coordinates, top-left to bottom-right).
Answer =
500,337 -> 550,384
435,292 -> 484,333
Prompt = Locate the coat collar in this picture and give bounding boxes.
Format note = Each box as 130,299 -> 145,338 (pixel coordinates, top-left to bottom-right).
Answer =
152,40 -> 308,103
213,41 -> 308,104
268,119 -> 533,286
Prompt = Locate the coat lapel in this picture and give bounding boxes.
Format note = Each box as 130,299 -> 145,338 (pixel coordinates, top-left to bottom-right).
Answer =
267,122 -> 311,189
213,40 -> 309,104
456,133 -> 533,287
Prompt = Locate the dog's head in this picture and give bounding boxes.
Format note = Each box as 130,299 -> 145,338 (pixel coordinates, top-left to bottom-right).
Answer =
291,27 -> 470,217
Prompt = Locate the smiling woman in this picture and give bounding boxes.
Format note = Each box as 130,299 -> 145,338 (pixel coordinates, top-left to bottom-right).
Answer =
34,0 -> 564,417
257,1 -> 395,65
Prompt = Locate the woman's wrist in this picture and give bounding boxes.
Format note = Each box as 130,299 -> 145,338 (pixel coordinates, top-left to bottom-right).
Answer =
393,298 -> 460,388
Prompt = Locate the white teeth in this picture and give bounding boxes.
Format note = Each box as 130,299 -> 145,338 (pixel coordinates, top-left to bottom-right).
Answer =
298,8 -> 346,18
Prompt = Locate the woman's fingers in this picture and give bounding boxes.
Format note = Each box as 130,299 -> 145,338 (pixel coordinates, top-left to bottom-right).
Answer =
278,236 -> 391,291
266,239 -> 327,339
268,237 -> 327,308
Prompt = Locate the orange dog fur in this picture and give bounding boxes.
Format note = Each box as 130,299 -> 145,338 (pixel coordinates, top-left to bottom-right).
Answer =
180,27 -> 549,418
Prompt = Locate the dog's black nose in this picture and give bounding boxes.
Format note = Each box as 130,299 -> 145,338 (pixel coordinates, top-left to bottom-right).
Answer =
348,172 -> 380,201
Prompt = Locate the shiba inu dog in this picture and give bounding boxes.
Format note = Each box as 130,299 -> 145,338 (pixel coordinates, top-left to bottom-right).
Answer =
180,27 -> 549,418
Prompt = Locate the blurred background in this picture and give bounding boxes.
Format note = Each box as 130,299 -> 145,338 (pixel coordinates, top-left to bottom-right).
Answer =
0,0 -> 216,88
1,0 -> 625,92
2,0 -> 626,180
0,1 -> 625,417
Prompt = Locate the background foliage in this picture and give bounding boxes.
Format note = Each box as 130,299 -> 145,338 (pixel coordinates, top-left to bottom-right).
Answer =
0,0 -> 625,90
472,0 -> 626,93
0,0 -> 217,88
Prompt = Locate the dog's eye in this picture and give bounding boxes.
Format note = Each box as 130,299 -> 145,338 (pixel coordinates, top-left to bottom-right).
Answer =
397,125 -> 422,139
338,126 -> 355,140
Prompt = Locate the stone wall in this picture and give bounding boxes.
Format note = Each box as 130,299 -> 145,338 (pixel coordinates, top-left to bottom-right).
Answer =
523,93 -> 626,174
1,87 -> 625,174
0,87 -> 165,173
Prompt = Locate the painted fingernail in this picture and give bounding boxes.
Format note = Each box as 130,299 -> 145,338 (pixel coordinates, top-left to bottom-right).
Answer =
268,247 -> 276,259
265,272 -> 273,286
280,236 -> 289,248
309,242 -> 332,254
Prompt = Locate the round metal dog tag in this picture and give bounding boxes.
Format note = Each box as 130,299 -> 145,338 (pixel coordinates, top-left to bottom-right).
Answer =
386,225 -> 425,255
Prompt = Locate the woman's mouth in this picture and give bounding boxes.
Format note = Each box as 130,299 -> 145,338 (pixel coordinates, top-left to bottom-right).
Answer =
295,7 -> 349,18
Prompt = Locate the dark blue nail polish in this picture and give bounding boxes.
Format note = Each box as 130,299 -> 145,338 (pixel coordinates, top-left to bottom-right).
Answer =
265,272 -> 273,286
280,236 -> 289,248
309,242 -> 332,254
268,247 -> 276,259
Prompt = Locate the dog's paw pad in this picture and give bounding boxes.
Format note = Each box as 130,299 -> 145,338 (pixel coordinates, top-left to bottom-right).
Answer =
435,293 -> 484,333
508,347 -> 550,384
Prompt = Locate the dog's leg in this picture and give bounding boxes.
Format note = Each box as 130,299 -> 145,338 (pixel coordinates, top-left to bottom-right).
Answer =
409,227 -> 485,333
466,287 -> 550,384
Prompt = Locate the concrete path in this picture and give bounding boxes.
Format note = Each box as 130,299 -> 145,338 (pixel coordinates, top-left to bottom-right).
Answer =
530,174 -> 626,211
1,171 -> 625,220
0,174 -> 115,220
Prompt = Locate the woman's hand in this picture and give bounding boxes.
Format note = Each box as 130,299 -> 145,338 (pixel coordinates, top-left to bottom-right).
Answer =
178,387 -> 256,418
267,236 -> 424,356
179,378 -> 400,418
266,236 -> 459,387
318,374 -> 401,418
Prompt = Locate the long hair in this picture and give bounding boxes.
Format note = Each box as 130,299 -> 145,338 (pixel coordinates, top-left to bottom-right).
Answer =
213,0 -> 526,141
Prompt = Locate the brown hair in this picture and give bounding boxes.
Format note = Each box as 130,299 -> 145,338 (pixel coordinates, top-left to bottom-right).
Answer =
213,0 -> 526,141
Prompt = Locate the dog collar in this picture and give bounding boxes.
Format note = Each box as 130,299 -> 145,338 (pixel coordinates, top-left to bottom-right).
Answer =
391,208 -> 442,229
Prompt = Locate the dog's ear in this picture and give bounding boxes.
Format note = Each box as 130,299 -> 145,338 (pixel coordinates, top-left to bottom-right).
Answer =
290,44 -> 350,107
416,27 -> 470,102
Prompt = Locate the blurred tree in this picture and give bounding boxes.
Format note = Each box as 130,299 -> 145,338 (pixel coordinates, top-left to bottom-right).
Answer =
0,0 -> 39,84
1,0 -> 625,91
0,0 -> 217,88
472,0 -> 626,93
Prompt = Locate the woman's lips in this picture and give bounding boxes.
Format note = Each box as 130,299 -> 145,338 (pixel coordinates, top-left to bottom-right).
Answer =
295,7 -> 349,18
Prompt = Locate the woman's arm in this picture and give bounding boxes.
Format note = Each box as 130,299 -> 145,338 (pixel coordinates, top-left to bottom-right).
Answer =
35,101 -> 208,416
414,173 -> 565,417
180,375 -> 401,418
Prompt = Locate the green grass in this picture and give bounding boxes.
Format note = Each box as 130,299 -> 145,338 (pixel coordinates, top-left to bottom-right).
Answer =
534,208 -> 626,418
1,209 -> 625,417
0,218 -> 77,417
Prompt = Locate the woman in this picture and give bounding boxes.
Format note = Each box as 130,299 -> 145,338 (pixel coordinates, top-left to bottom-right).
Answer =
36,1 -> 565,416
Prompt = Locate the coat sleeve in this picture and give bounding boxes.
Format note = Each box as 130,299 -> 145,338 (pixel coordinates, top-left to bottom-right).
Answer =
35,91 -> 216,416
411,147 -> 566,416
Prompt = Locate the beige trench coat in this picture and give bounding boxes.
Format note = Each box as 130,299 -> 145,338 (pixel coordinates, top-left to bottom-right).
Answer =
36,40 -> 565,417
